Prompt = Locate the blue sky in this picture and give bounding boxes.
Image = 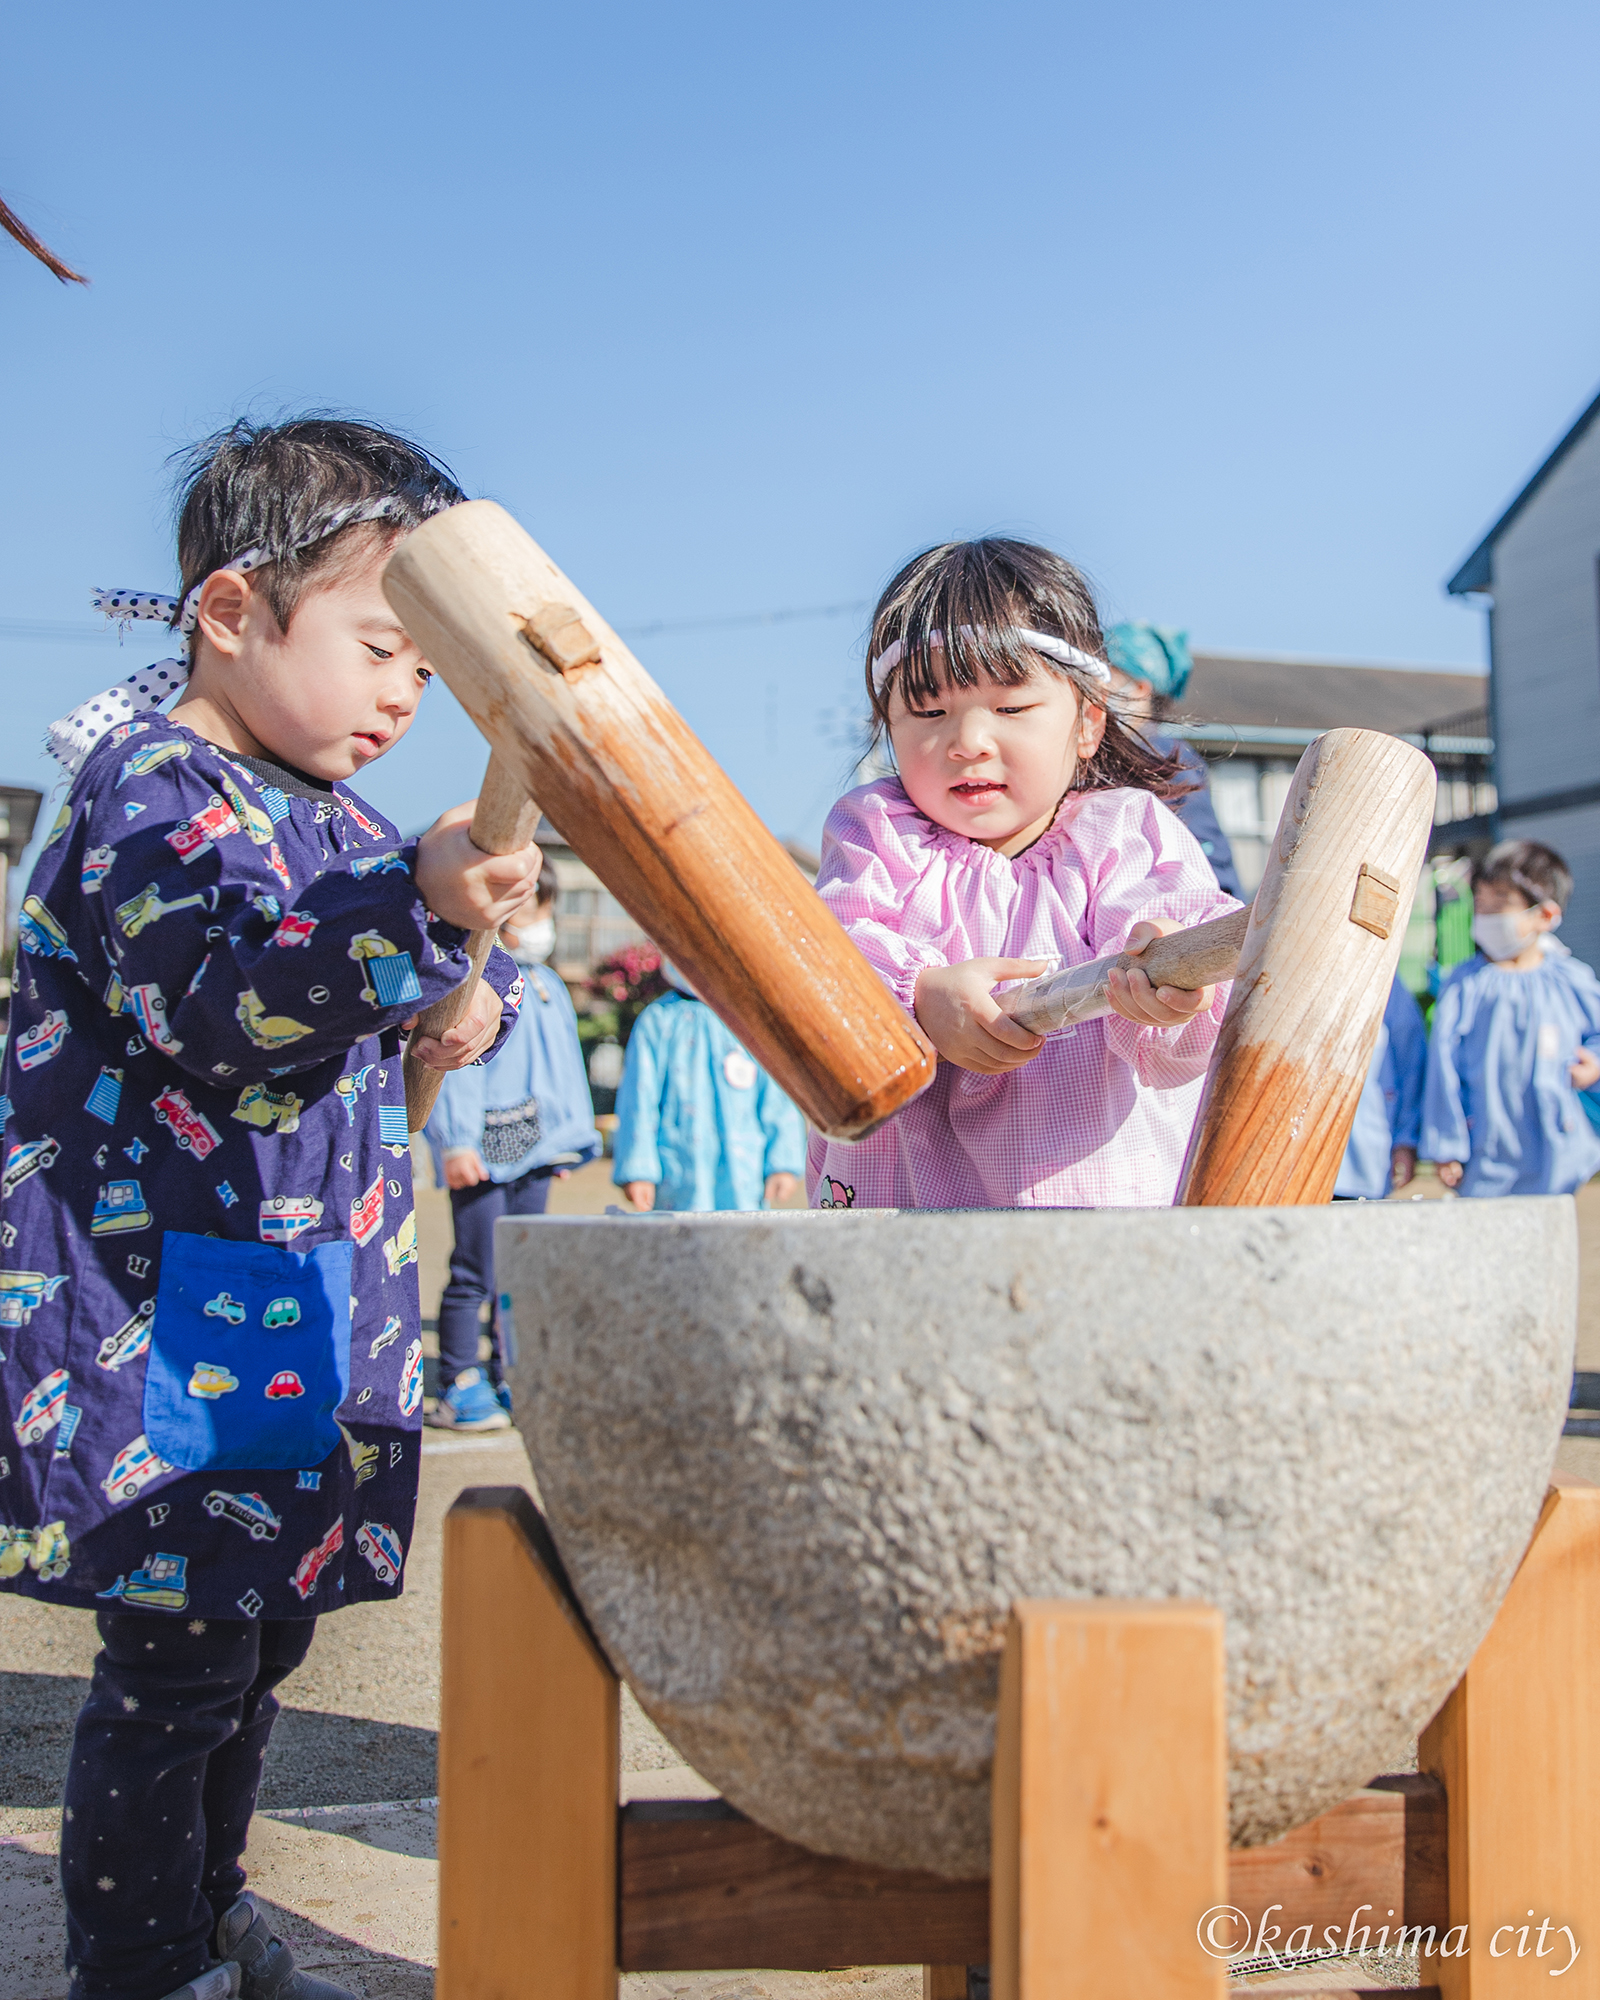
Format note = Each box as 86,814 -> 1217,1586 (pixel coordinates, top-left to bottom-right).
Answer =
3,0 -> 1598,867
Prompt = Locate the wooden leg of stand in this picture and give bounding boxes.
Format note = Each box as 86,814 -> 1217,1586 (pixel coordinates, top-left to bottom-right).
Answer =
990,1600 -> 1227,2000
923,1969 -> 968,1998
438,1486 -> 620,2000
1420,1474 -> 1600,2000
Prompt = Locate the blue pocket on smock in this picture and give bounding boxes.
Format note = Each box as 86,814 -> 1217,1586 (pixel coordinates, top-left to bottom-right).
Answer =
143,1232 -> 354,1472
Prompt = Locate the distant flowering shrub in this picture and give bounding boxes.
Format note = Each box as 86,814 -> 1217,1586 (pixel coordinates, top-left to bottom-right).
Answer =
585,944 -> 668,1040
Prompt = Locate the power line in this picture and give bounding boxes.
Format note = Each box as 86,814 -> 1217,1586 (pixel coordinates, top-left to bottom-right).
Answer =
0,598 -> 874,648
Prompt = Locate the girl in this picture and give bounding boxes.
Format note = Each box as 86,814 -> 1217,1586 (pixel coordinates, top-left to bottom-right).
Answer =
809,538 -> 1240,1210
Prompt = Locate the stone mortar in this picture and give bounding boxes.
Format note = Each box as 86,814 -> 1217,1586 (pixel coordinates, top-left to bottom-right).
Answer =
500,1199 -> 1575,1879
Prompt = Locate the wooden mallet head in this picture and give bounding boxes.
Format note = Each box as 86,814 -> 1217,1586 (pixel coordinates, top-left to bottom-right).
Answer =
385,501 -> 936,1140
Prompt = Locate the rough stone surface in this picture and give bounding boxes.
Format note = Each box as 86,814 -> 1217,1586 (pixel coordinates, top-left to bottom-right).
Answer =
501,1199 -> 1576,1879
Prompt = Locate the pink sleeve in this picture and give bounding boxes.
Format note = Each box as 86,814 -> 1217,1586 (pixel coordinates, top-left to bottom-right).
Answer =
815,786 -> 951,1013
1084,795 -> 1242,1089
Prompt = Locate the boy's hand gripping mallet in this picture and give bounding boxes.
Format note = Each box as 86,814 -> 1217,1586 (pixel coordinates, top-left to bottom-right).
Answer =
400,756 -> 540,1132
387,501 -> 937,1138
1000,726 -> 1437,1204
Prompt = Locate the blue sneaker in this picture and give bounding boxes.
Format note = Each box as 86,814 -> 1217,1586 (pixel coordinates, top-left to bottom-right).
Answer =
425,1366 -> 511,1432
494,1380 -> 513,1417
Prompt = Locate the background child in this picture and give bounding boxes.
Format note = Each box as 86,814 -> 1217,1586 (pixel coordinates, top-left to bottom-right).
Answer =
808,537 -> 1239,1210
612,963 -> 805,1211
1423,839 -> 1600,1197
1,417 -> 538,2000
1102,620 -> 1243,898
1334,977 -> 1427,1198
426,861 -> 600,1431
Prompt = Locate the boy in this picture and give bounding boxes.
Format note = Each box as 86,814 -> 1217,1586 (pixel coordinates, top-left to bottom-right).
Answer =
426,862 -> 600,1430
1422,840 -> 1600,1197
613,964 -> 805,1211
0,417 -> 539,2000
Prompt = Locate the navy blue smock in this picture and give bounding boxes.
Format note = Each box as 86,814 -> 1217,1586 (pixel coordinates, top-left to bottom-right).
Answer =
0,718 -> 521,1619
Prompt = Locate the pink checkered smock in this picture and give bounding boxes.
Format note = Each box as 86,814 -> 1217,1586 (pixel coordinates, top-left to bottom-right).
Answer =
807,778 -> 1241,1209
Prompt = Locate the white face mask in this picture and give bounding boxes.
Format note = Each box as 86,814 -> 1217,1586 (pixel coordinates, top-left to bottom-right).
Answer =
1472,908 -> 1551,962
506,915 -> 556,965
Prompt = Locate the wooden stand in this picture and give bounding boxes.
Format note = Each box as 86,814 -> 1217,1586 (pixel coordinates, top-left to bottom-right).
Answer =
438,1480 -> 1599,2000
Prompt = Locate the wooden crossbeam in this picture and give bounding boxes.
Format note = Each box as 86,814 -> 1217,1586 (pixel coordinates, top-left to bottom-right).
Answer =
619,1782 -> 1445,1973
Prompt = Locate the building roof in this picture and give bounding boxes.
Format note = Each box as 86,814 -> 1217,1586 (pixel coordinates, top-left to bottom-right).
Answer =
1179,651 -> 1487,745
1446,381 -> 1600,596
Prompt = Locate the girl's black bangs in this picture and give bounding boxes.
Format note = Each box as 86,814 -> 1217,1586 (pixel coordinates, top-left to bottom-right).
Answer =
892,623 -> 1041,711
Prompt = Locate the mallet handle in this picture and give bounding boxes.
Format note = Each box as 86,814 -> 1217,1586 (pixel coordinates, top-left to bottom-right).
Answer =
999,907 -> 1250,1036
402,754 -> 541,1133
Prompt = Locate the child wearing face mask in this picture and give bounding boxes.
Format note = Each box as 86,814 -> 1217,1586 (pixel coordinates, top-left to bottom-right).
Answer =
1422,840 -> 1600,1197
807,538 -> 1240,1211
425,861 -> 600,1428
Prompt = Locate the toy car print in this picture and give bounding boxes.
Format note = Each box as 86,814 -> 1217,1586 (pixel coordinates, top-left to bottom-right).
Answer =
203,1291 -> 247,1325
187,1361 -> 240,1400
0,1270 -> 69,1329
341,1423 -> 379,1486
265,1370 -> 305,1400
350,850 -> 408,878
165,795 -> 241,862
204,1488 -> 282,1541
16,1011 -> 69,1071
3,1136 -> 60,1198
270,909 -> 318,946
14,1368 -> 70,1445
18,895 -> 75,962
259,1195 -> 324,1245
80,844 -> 116,890
398,1338 -> 424,1418
369,1313 -> 401,1360
382,1209 -> 418,1278
96,1298 -> 156,1371
30,1520 -> 71,1582
91,1179 -> 152,1235
262,1297 -> 301,1329
152,1086 -> 222,1160
349,1174 -> 384,1247
116,737 -> 189,786
100,1433 -> 174,1505
125,984 -> 182,1056
357,1521 -> 403,1585
290,1518 -> 345,1602
98,1551 -> 188,1611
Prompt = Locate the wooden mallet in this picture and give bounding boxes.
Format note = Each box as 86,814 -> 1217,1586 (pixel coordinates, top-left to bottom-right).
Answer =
389,501 -> 937,1137
1000,726 -> 1437,1205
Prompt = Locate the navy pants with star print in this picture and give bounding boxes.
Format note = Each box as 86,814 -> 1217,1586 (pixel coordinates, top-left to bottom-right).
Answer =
61,1609 -> 316,2000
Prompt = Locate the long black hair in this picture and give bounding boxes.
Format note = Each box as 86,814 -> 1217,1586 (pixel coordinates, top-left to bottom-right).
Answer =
865,537 -> 1191,801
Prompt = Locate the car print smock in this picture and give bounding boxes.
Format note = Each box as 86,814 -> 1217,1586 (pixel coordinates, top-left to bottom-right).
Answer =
0,718 -> 522,1619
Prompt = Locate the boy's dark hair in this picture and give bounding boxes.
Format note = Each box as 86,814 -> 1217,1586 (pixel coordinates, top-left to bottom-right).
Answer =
172,416 -> 465,643
865,537 -> 1191,801
536,859 -> 561,907
1472,839 -> 1573,912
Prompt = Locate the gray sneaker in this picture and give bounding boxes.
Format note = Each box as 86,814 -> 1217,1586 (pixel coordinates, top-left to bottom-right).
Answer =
215,1893 -> 358,2000
157,1968 -> 241,2000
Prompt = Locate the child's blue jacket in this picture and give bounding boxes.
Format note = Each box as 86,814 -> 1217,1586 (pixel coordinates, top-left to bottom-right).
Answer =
611,992 -> 806,1211
0,718 -> 521,1618
1334,980 -> 1427,1199
1421,946 -> 1600,1197
426,963 -> 601,1181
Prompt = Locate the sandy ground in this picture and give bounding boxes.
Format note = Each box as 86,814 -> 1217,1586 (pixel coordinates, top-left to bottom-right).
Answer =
3,1164 -> 1598,1996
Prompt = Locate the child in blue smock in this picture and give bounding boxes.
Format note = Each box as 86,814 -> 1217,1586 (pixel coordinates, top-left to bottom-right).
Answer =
1,417 -> 539,2000
425,863 -> 600,1430
612,965 -> 806,1212
1423,840 -> 1600,1197
1335,979 -> 1427,1198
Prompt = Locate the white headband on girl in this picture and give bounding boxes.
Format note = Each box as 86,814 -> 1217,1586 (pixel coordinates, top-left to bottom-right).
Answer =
45,496 -> 410,777
869,625 -> 1113,699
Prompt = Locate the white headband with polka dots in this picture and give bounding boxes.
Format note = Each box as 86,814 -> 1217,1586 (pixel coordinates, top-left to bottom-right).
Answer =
869,625 -> 1113,700
45,497 -> 409,776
